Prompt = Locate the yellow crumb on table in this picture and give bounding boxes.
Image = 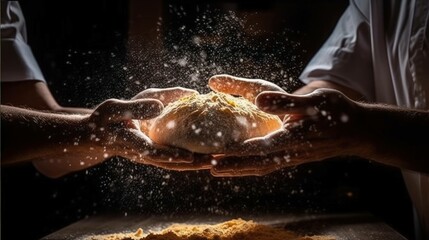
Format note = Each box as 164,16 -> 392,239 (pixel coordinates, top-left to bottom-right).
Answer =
86,218 -> 335,240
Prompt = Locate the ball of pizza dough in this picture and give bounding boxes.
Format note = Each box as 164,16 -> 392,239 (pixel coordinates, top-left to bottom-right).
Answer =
144,91 -> 283,154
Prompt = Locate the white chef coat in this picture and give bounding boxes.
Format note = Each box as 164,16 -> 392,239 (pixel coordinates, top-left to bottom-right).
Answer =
300,0 -> 429,239
1,1 -> 45,83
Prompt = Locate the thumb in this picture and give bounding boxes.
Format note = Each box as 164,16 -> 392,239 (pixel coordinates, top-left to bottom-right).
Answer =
92,98 -> 164,123
132,87 -> 199,105
208,74 -> 285,103
255,91 -> 318,115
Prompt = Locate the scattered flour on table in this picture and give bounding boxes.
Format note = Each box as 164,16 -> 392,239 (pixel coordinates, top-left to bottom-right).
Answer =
86,218 -> 335,240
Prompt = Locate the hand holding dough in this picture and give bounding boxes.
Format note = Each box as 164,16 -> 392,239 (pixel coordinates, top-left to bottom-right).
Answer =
142,91 -> 282,154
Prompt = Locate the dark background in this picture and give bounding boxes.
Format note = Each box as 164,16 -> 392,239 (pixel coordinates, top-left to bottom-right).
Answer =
2,0 -> 414,240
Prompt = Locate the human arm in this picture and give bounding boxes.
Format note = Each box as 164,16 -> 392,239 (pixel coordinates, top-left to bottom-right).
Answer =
1,98 -> 199,178
1,81 -> 92,114
207,75 -> 429,176
1,2 -> 91,115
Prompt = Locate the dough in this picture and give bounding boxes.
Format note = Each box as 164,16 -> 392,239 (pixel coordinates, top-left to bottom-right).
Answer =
144,91 -> 283,153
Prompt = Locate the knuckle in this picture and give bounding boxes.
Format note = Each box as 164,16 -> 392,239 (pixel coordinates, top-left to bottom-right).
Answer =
102,98 -> 119,108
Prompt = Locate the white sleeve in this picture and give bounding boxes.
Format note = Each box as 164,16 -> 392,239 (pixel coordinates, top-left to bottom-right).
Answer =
1,1 -> 45,83
299,0 -> 374,101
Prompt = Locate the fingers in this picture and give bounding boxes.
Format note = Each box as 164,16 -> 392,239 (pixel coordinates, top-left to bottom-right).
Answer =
255,91 -> 326,115
210,155 -> 286,177
132,87 -> 199,105
223,128 -> 293,156
145,154 -> 214,171
124,130 -> 214,171
211,139 -> 341,177
128,142 -> 213,171
208,74 -> 285,102
143,143 -> 194,163
126,129 -> 194,163
211,140 -> 325,177
222,123 -> 321,157
255,88 -> 351,116
93,99 -> 163,123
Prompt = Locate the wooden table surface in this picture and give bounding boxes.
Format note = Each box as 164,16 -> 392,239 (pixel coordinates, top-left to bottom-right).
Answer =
41,212 -> 408,240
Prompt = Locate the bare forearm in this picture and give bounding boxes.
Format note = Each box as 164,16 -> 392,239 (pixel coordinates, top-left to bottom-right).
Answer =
1,105 -> 86,164
297,80 -> 429,173
54,106 -> 93,114
359,103 -> 429,172
1,81 -> 93,115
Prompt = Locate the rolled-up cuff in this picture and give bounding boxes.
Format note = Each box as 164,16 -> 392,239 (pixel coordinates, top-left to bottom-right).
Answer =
1,39 -> 45,83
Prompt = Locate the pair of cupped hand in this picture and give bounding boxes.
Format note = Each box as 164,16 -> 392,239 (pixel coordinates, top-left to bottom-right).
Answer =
36,75 -> 364,178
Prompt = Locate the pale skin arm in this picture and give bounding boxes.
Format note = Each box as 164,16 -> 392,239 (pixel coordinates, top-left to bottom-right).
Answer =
1,81 -> 92,114
1,86 -> 212,178
1,105 -> 90,165
207,75 -> 429,176
1,99 -> 195,178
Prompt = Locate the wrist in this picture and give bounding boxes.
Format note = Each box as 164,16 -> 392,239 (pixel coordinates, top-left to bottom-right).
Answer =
351,103 -> 427,171
47,115 -> 90,151
348,102 -> 379,159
